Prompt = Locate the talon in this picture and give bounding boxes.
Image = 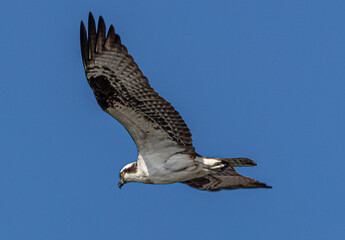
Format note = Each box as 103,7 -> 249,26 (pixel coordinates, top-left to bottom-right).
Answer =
221,160 -> 229,171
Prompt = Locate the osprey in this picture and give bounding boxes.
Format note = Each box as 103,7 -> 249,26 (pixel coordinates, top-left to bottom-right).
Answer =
80,13 -> 271,191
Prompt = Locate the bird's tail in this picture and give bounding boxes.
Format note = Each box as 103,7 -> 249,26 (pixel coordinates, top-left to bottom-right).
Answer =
202,157 -> 257,167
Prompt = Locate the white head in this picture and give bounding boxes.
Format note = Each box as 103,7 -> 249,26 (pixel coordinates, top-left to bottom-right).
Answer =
119,162 -> 150,188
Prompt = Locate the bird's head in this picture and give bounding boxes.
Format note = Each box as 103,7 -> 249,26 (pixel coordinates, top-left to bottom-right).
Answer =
118,162 -> 138,189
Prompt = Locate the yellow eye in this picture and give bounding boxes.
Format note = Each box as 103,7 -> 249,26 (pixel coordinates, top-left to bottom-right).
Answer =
120,172 -> 124,178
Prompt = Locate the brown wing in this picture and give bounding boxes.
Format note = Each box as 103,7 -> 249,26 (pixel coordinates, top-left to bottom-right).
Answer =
182,167 -> 272,191
80,13 -> 196,157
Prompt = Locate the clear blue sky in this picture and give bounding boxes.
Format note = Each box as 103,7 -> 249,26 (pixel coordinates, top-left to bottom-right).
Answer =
1,1 -> 345,239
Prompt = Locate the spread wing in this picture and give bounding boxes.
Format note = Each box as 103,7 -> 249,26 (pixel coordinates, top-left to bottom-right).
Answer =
80,13 -> 196,158
182,168 -> 272,191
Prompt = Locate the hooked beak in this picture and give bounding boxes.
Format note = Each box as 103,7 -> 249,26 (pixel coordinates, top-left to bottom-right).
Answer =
118,178 -> 125,189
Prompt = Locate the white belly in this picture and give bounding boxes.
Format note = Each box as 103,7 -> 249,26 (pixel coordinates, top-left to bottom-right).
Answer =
140,153 -> 205,184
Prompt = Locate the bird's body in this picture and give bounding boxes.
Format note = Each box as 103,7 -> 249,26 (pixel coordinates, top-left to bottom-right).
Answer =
124,154 -> 202,185
80,13 -> 272,191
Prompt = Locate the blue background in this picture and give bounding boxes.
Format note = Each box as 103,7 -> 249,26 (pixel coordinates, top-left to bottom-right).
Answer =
1,1 -> 345,239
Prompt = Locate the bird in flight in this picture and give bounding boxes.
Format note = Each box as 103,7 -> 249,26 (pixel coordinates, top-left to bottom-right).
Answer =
80,13 -> 271,191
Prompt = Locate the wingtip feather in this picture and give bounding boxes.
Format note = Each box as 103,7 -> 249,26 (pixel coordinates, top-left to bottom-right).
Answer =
105,25 -> 116,49
88,12 -> 94,21
88,12 -> 96,59
96,16 -> 106,53
99,15 -> 105,26
109,25 -> 115,36
80,21 -> 88,68
115,34 -> 121,44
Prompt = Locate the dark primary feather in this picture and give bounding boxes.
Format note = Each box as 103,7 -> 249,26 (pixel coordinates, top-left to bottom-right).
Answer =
88,13 -> 96,59
80,22 -> 88,69
96,16 -> 106,53
80,13 -> 196,154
